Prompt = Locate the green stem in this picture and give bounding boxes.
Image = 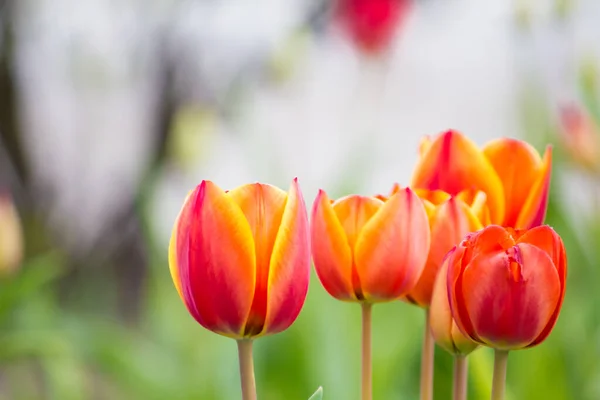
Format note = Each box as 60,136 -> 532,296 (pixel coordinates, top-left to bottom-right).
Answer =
491,350 -> 509,400
237,340 -> 257,400
361,303 -> 373,400
420,310 -> 434,400
453,355 -> 468,400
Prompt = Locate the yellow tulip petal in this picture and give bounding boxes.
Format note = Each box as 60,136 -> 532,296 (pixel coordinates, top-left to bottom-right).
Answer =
263,178 -> 310,335
332,195 -> 383,299
227,182 -> 288,336
311,190 -> 356,301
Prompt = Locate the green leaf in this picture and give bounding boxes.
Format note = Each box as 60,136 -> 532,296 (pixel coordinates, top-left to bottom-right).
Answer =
308,386 -> 323,400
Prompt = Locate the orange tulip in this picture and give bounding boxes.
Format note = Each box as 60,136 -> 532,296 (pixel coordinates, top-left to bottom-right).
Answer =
311,187 -> 430,303
411,130 -> 553,230
404,189 -> 487,307
447,225 -> 567,350
169,178 -> 310,339
429,258 -> 478,356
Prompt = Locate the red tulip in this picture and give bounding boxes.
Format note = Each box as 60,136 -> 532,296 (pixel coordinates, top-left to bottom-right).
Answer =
311,187 -> 430,302
411,130 -> 552,230
335,0 -> 412,55
447,225 -> 567,350
168,179 -> 310,339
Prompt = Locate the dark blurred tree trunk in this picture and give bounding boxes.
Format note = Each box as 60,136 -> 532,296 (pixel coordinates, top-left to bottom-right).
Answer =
105,33 -> 176,321
0,0 -> 28,190
61,31 -> 177,322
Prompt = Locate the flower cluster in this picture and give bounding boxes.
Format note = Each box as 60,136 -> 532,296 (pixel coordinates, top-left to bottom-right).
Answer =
168,130 -> 566,400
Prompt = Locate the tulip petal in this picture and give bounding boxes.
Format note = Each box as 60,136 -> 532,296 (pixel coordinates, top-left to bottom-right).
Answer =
419,135 -> 433,157
517,226 -> 567,347
311,191 -> 355,300
516,147 -> 552,229
414,189 -> 451,205
457,190 -> 491,226
181,181 -> 256,337
227,183 -> 288,336
263,178 -> 310,335
483,139 -> 551,228
375,182 -> 402,202
168,192 -> 194,300
354,188 -> 430,301
411,130 -> 505,224
461,244 -> 561,349
332,195 -> 383,299
461,224 -> 515,262
447,246 -> 480,342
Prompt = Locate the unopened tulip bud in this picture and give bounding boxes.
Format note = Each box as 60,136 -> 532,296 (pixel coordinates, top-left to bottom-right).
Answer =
0,194 -> 23,275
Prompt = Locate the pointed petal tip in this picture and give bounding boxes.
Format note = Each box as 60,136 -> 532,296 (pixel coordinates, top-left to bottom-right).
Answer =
289,177 -> 301,193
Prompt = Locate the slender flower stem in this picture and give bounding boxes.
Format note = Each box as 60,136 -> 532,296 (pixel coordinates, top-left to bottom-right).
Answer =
237,340 -> 257,400
453,355 -> 468,400
420,310 -> 434,400
361,303 -> 373,400
491,350 -> 509,400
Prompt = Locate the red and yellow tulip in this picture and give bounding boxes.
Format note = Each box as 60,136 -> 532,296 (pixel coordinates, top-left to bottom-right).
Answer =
169,178 -> 310,339
411,130 -> 552,230
404,188 -> 487,307
446,225 -> 567,350
311,187 -> 430,303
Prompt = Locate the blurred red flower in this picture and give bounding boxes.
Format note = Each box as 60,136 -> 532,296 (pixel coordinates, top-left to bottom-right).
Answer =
336,0 -> 412,55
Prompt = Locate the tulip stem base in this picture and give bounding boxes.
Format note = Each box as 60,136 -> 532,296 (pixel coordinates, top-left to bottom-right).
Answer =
420,310 -> 434,400
361,303 -> 373,400
237,340 -> 257,400
491,350 -> 509,400
453,355 -> 468,400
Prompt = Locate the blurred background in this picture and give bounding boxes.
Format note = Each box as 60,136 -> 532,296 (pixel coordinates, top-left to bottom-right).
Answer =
0,0 -> 599,398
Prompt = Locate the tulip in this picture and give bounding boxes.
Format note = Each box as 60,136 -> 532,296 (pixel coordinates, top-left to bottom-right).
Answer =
169,178 -> 310,400
335,0 -> 412,56
559,104 -> 600,172
430,258 -> 479,400
312,187 -> 429,303
0,193 -> 23,275
411,130 -> 553,230
311,187 -> 430,400
446,224 -> 567,399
